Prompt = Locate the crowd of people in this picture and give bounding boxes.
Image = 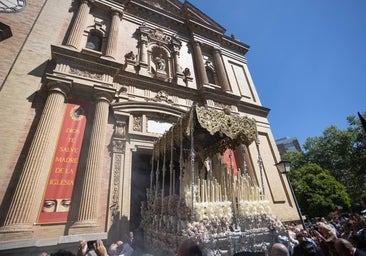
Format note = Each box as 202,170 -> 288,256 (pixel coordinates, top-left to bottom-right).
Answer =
41,231 -> 137,256
40,200 -> 366,256
41,233 -> 202,256
273,211 -> 366,256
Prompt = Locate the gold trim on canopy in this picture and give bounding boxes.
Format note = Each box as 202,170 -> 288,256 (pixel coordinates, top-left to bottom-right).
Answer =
154,105 -> 257,158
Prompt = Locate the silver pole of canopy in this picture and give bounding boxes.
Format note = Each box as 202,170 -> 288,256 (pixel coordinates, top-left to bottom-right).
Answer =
190,108 -> 195,212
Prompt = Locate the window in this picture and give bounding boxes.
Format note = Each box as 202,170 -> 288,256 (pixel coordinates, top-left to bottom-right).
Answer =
85,30 -> 102,51
206,67 -> 216,84
203,56 -> 218,85
147,119 -> 172,134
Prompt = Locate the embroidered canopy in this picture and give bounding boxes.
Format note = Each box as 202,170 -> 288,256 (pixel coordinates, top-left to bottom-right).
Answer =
154,105 -> 257,158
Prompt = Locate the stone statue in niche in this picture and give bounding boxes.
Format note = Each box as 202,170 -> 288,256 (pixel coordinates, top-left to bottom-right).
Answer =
154,54 -> 166,72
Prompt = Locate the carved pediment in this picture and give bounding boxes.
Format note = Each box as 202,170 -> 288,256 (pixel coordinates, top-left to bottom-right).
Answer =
130,0 -> 225,35
136,0 -> 182,16
183,1 -> 226,35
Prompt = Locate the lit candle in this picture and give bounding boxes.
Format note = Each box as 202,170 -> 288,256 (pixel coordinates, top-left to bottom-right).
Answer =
219,184 -> 222,201
203,180 -> 206,202
197,178 -> 201,203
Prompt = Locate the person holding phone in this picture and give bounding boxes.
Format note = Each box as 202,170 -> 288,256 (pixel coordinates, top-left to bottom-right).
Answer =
77,240 -> 108,256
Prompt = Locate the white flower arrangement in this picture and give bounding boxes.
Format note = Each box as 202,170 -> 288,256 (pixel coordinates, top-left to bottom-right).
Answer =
194,201 -> 232,222
238,200 -> 271,217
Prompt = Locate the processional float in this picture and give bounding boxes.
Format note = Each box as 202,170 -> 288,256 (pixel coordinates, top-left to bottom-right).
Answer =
140,105 -> 285,255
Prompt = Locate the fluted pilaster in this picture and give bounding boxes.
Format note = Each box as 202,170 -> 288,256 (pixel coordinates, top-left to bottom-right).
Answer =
66,0 -> 90,49
0,82 -> 70,233
105,10 -> 122,59
213,48 -> 231,91
192,41 -> 208,87
70,90 -> 112,230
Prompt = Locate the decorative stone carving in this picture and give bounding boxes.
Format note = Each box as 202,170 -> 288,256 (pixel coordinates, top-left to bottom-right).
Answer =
133,115 -> 142,132
135,25 -> 182,79
69,67 -> 103,80
150,90 -> 173,104
148,28 -> 172,44
112,139 -> 125,153
110,153 -> 121,222
183,68 -> 191,77
115,86 -> 128,102
114,121 -> 126,138
124,51 -> 136,60
213,101 -> 231,110
123,51 -> 137,72
205,60 -> 215,70
183,67 -> 193,86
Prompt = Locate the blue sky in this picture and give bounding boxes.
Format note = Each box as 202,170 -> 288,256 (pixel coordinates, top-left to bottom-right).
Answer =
188,0 -> 366,146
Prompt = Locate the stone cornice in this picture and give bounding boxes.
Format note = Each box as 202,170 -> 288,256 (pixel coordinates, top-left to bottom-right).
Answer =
182,1 -> 226,34
199,85 -> 270,118
112,101 -> 187,116
92,0 -> 127,13
115,70 -> 269,118
51,45 -> 123,78
236,101 -> 270,118
188,26 -> 249,56
222,35 -> 250,55
116,71 -> 199,100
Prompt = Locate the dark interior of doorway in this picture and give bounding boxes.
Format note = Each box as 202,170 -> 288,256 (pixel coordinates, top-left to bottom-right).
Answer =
130,151 -> 151,232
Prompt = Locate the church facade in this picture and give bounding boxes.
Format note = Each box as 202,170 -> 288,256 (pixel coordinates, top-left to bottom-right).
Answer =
0,0 -> 299,254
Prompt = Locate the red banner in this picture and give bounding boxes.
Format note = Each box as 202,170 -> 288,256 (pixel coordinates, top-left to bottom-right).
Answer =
38,102 -> 88,224
223,148 -> 238,176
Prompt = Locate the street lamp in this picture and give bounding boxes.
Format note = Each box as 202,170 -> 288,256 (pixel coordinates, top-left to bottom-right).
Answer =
275,160 -> 306,230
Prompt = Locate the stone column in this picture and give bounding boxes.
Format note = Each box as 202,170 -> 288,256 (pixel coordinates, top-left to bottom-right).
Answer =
136,26 -> 149,75
173,51 -> 181,75
213,48 -> 231,91
66,0 -> 91,49
0,81 -> 70,235
139,37 -> 148,65
105,9 -> 123,59
172,40 -> 182,75
69,87 -> 114,232
192,41 -> 208,87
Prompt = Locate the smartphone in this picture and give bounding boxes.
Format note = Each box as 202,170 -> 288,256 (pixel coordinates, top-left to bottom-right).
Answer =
87,240 -> 96,250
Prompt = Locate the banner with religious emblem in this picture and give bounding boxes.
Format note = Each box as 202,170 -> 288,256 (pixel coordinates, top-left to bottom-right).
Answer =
37,102 -> 88,224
